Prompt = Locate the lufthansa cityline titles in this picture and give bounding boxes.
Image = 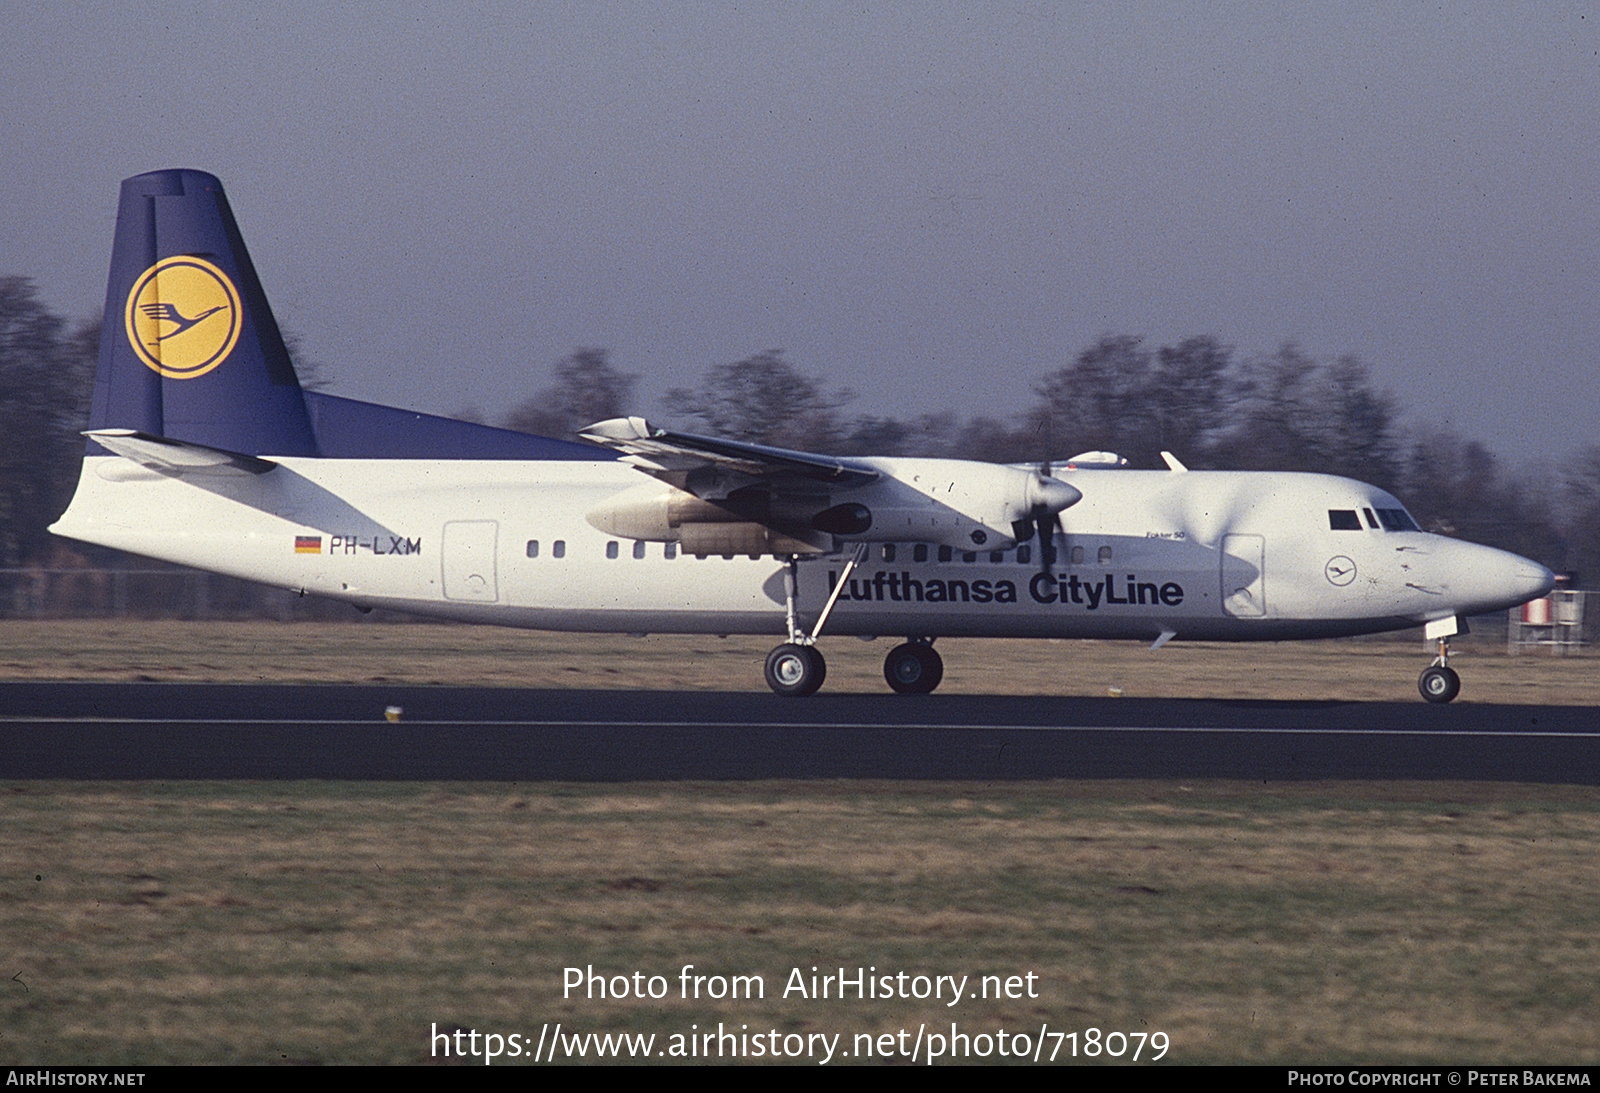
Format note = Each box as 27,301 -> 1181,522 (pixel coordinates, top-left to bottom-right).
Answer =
827,569 -> 1185,609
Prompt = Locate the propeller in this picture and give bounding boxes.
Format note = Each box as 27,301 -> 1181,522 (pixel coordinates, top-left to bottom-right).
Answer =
1019,460 -> 1079,572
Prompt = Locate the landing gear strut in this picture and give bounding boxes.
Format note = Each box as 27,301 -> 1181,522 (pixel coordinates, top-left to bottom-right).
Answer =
884,640 -> 943,694
764,547 -> 865,697
1418,632 -> 1461,704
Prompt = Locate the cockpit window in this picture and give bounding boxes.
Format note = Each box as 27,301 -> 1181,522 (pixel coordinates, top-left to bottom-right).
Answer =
1328,509 -> 1362,531
1375,507 -> 1419,532
1363,508 -> 1379,529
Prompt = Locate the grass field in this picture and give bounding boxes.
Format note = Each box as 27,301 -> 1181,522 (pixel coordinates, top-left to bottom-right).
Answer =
3,780 -> 1599,1065
0,618 -> 1595,704
2,620 -> 1597,1064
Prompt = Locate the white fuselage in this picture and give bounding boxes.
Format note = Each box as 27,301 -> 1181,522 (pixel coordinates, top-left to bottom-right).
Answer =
51,456 -> 1550,642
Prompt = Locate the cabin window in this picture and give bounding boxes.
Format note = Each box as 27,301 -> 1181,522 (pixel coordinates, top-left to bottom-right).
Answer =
1098,545 -> 1113,564
525,540 -> 539,558
963,551 -> 977,563
913,544 -> 929,563
938,545 -> 952,563
881,544 -> 896,562
633,541 -> 647,559
606,541 -> 619,559
990,551 -> 1004,563
664,542 -> 677,559
552,540 -> 566,558
1071,545 -> 1085,565
1328,509 -> 1362,531
1016,544 -> 1032,565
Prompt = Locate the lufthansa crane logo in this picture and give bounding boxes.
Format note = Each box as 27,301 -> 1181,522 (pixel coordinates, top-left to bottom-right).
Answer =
124,257 -> 242,379
1325,556 -> 1357,586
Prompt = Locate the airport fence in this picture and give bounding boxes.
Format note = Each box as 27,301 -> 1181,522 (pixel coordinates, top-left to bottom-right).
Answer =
0,566 -> 366,621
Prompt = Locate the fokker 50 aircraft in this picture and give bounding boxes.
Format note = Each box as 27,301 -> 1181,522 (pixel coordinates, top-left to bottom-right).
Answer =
52,170 -> 1555,702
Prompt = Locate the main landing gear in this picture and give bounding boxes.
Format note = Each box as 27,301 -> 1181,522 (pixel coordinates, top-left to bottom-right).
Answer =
764,549 -> 861,697
766,550 -> 947,697
765,643 -> 827,697
1418,626 -> 1461,704
883,640 -> 943,695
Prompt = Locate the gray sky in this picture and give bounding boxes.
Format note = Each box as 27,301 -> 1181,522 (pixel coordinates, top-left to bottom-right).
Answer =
4,2 -> 1597,464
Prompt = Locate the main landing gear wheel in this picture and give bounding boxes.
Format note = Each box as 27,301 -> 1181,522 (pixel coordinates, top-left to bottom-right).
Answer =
884,642 -> 943,695
1418,665 -> 1460,704
765,643 -> 826,697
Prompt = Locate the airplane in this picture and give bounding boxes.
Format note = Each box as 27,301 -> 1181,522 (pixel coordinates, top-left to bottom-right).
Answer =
50,169 -> 1556,703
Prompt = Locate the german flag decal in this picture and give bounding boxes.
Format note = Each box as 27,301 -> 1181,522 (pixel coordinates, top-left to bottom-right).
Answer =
294,535 -> 322,554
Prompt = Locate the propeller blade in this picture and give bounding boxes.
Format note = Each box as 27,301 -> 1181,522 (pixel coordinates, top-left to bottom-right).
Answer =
1034,506 -> 1062,572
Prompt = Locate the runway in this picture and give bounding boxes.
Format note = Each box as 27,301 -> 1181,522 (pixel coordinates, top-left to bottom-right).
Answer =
0,682 -> 1594,781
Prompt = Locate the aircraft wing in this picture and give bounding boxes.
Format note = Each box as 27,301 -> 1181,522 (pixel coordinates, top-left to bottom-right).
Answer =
580,417 -> 878,487
581,416 -> 1084,559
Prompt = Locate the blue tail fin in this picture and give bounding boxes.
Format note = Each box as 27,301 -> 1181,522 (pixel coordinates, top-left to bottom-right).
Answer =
88,169 -> 318,456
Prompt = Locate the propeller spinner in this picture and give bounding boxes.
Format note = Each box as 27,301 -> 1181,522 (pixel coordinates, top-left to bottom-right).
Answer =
1017,461 -> 1079,572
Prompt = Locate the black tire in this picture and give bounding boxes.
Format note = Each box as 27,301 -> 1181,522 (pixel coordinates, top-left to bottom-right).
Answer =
765,643 -> 825,697
1418,665 -> 1460,704
883,642 -> 944,695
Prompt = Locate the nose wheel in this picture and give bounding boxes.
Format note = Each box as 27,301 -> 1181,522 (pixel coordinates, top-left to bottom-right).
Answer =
1418,664 -> 1460,703
1418,635 -> 1461,704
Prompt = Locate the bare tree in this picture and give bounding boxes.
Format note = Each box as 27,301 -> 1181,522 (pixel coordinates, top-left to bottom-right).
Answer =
664,350 -> 849,450
1212,341 -> 1323,472
0,278 -> 97,564
503,349 -> 638,438
1402,430 -> 1526,549
1560,445 -> 1600,584
1316,354 -> 1401,490
1149,335 -> 1236,463
1026,334 -> 1156,463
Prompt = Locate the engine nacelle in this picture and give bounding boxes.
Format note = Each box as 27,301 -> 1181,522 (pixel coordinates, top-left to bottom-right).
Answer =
586,458 -> 1080,555
845,457 -> 1081,551
586,482 -> 830,554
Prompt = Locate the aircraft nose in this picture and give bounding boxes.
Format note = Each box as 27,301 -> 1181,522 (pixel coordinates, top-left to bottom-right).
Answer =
1515,559 -> 1557,603
1453,543 -> 1555,613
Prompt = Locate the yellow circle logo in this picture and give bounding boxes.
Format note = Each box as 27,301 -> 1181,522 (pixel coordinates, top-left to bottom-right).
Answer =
124,256 -> 242,378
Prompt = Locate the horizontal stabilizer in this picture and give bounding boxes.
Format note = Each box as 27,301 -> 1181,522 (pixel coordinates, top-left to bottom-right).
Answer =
85,429 -> 276,476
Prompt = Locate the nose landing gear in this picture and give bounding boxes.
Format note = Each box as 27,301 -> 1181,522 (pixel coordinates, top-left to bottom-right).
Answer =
1418,661 -> 1460,703
1418,622 -> 1461,704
